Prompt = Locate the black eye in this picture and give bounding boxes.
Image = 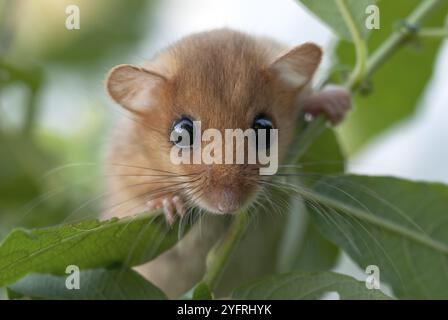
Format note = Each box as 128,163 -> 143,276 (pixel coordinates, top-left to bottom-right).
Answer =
252,114 -> 274,150
171,116 -> 194,148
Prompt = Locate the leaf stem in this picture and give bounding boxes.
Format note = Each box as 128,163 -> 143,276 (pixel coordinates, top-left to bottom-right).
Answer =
335,0 -> 368,89
202,212 -> 248,291
297,187 -> 448,255
418,28 -> 448,38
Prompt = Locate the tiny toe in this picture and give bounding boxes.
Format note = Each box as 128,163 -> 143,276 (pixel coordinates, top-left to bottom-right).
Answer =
146,199 -> 160,211
173,196 -> 186,217
163,198 -> 176,225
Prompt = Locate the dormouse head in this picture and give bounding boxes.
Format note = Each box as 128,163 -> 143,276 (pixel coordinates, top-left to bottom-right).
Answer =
106,29 -> 321,214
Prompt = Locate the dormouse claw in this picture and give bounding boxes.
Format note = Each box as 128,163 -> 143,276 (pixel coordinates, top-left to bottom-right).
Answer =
147,195 -> 186,225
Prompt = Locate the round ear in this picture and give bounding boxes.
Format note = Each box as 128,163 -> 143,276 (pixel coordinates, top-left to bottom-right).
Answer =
106,64 -> 167,113
269,42 -> 322,89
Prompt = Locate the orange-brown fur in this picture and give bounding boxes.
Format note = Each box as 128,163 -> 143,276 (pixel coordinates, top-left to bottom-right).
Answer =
103,28 -> 322,297
104,29 -> 320,218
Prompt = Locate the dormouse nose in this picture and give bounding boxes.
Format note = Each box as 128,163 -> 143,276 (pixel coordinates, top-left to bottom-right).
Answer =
216,187 -> 243,214
204,164 -> 255,214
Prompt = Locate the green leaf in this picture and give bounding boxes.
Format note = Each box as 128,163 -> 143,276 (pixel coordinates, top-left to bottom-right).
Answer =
5,287 -> 23,300
8,268 -> 166,300
298,127 -> 346,177
337,0 -> 448,153
232,271 -> 391,299
306,174 -> 448,299
182,281 -> 214,300
289,222 -> 340,272
278,128 -> 343,272
298,0 -> 377,41
0,213 -> 190,287
192,282 -> 213,300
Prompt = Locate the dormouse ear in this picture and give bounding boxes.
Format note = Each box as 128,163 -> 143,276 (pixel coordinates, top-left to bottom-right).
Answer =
269,43 -> 322,89
106,64 -> 166,113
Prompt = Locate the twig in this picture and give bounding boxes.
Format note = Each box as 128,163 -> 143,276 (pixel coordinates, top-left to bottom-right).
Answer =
296,0 -> 446,160
335,0 -> 368,89
202,212 -> 247,290
418,28 -> 448,38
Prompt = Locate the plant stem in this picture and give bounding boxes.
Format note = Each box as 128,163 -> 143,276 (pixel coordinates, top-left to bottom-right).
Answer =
366,0 -> 445,79
419,28 -> 448,38
335,0 -> 368,89
299,0 -> 445,156
202,212 -> 248,290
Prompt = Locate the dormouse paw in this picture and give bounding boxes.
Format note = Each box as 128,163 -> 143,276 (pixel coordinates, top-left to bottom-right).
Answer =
302,84 -> 351,125
146,195 -> 186,225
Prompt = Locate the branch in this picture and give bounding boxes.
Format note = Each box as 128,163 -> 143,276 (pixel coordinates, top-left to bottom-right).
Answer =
297,0 -> 446,160
418,28 -> 448,38
335,0 -> 368,89
202,212 -> 247,291
366,0 -> 445,79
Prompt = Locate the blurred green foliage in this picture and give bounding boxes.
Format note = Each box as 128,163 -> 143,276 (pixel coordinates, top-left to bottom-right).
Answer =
0,0 -> 158,238
2,0 -> 154,67
335,0 -> 448,153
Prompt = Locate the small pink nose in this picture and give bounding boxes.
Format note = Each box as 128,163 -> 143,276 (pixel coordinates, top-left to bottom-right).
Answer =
217,202 -> 239,213
216,188 -> 241,213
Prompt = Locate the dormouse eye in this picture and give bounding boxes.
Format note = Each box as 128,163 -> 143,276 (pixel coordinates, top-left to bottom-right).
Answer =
252,114 -> 274,150
171,116 -> 194,148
